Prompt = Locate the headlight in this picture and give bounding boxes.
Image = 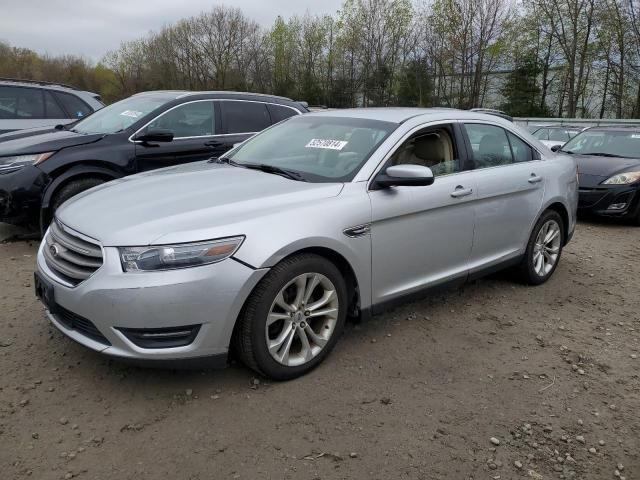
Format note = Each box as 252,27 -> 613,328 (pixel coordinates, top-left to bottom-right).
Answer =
602,171 -> 640,185
0,152 -> 56,173
119,236 -> 244,272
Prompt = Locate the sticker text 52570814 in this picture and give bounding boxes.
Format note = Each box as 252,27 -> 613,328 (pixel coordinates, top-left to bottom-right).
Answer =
305,139 -> 349,150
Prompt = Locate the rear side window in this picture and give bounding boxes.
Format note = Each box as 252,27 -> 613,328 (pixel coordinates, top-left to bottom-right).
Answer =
16,87 -> 44,119
44,91 -> 66,119
221,101 -> 271,134
53,92 -> 92,119
464,124 -> 512,168
0,86 -> 17,119
268,104 -> 299,124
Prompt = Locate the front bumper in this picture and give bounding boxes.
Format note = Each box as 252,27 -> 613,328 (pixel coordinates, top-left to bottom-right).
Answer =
578,184 -> 640,218
36,242 -> 268,363
0,164 -> 47,226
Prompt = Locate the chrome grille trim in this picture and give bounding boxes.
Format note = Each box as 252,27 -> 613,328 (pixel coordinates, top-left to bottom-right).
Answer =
43,220 -> 103,286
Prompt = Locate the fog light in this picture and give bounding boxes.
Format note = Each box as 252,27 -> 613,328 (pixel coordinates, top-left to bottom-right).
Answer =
117,324 -> 201,349
608,203 -> 627,211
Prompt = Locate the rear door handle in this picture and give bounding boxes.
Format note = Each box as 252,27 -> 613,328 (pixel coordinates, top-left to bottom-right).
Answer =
205,140 -> 225,148
528,174 -> 543,184
450,186 -> 473,198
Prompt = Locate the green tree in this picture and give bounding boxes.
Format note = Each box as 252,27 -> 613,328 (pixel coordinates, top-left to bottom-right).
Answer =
500,53 -> 551,116
397,59 -> 433,106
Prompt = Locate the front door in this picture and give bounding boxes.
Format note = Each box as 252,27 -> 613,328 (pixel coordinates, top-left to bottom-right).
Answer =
135,100 -> 225,171
369,123 -> 476,305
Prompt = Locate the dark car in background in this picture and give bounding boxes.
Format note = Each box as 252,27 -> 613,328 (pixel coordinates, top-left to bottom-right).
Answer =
0,90 -> 307,230
558,126 -> 640,224
0,78 -> 104,137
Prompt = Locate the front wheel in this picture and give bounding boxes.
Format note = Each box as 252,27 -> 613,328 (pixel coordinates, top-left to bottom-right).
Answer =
517,210 -> 565,285
235,254 -> 347,380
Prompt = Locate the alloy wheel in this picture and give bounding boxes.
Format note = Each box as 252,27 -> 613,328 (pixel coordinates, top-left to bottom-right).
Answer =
265,272 -> 339,367
532,219 -> 561,277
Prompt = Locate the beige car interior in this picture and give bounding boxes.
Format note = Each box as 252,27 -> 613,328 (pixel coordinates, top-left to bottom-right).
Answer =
391,129 -> 457,176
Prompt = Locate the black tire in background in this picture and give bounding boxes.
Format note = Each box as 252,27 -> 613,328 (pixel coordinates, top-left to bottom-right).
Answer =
43,177 -> 105,232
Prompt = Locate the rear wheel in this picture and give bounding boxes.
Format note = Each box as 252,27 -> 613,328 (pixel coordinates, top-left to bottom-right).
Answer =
235,254 -> 347,380
517,210 -> 565,285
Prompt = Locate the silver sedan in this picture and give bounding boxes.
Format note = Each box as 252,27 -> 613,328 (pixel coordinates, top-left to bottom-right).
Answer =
35,108 -> 578,379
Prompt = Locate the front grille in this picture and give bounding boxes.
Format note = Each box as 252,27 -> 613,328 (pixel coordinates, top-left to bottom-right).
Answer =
44,220 -> 103,286
55,305 -> 111,346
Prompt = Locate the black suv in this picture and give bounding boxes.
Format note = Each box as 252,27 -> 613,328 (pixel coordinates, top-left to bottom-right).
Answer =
0,91 -> 307,230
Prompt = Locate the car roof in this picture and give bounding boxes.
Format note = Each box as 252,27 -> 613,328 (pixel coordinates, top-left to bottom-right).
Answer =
307,107 -> 515,125
584,125 -> 640,133
132,90 -> 297,103
0,77 -> 80,92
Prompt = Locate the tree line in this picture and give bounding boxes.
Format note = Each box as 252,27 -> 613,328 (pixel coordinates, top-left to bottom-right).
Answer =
3,0 -> 640,118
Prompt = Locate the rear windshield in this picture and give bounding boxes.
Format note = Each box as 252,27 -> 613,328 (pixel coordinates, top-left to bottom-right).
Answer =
71,95 -> 176,135
562,129 -> 640,158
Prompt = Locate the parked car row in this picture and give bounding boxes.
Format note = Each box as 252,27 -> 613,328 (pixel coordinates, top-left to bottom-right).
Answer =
31,106 -> 579,379
0,90 -> 307,229
1,83 -> 635,379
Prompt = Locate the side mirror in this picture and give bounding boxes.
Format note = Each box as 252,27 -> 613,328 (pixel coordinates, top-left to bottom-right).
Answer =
550,144 -> 562,152
134,128 -> 174,143
374,164 -> 435,189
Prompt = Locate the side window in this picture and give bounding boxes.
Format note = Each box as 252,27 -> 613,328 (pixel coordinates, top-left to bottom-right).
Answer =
16,87 -> 44,119
53,92 -> 92,119
464,124 -> 512,168
44,92 -> 66,119
267,104 -> 298,124
0,86 -> 17,119
549,128 -> 569,142
508,132 -> 535,163
148,101 -> 215,138
221,101 -> 271,134
390,125 -> 459,176
533,128 -> 549,141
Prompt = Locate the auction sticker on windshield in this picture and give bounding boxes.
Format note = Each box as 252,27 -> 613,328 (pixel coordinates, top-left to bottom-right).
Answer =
120,110 -> 143,118
306,139 -> 348,150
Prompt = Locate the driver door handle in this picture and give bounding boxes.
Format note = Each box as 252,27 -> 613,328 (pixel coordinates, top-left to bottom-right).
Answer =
205,140 -> 226,148
450,186 -> 473,198
528,174 -> 543,184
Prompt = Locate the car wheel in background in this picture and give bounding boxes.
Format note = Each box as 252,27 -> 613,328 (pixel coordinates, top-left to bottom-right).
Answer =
518,210 -> 565,285
235,253 -> 347,380
44,177 -> 106,232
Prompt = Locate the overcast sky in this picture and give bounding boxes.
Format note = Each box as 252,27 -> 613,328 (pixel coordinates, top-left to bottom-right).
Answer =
0,0 -> 345,62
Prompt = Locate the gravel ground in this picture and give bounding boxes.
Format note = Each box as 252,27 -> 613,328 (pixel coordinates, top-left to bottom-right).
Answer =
1,221 -> 639,480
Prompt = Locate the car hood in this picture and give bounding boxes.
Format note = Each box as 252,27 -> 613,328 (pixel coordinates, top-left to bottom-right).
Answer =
0,129 -> 103,156
57,162 -> 344,246
575,154 -> 640,187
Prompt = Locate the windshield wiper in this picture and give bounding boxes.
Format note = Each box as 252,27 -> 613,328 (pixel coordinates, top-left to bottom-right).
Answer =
581,152 -> 628,158
208,156 -> 242,166
242,163 -> 307,182
559,149 -> 575,154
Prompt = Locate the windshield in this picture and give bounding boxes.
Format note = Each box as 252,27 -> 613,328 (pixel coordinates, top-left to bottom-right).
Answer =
71,95 -> 175,135
226,116 -> 397,182
562,129 -> 640,158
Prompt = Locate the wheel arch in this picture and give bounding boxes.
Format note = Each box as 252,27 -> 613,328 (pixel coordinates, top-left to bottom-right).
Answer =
544,201 -> 571,245
42,165 -> 121,210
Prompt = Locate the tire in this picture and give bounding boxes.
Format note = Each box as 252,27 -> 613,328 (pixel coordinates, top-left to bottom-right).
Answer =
235,253 -> 348,380
44,177 -> 106,230
517,210 -> 565,285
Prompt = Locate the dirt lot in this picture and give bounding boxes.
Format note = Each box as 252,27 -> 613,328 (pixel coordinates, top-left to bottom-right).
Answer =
1,221 -> 639,480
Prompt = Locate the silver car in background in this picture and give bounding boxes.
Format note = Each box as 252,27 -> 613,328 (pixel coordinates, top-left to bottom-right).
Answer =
35,109 -> 578,379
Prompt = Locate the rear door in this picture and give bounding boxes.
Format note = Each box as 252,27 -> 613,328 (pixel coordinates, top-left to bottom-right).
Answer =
134,100 -> 220,171
462,123 -> 546,270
